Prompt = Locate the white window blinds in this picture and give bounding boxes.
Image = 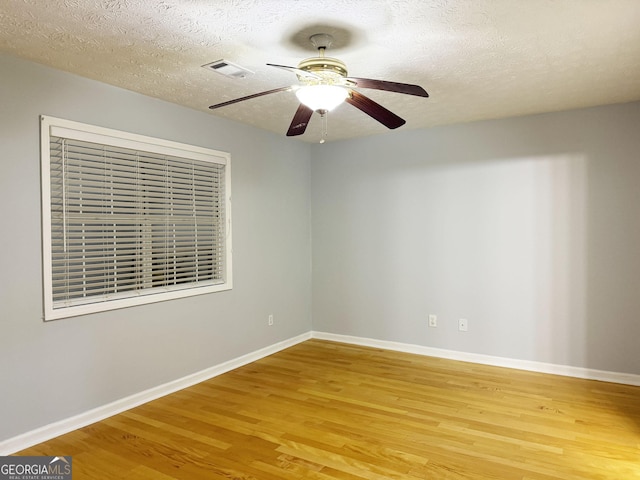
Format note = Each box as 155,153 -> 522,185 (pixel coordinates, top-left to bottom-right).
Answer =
41,116 -> 232,320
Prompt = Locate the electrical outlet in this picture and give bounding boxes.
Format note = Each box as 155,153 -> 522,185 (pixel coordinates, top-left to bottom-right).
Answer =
268,314 -> 274,326
428,314 -> 437,327
458,318 -> 468,332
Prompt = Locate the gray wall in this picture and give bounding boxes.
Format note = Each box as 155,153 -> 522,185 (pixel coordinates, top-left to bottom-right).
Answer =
311,102 -> 640,375
0,54 -> 312,441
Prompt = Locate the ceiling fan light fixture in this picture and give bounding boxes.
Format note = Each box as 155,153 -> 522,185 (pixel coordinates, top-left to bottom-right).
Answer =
295,85 -> 348,112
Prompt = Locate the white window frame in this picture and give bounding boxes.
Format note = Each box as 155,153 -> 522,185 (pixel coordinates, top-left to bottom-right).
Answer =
40,115 -> 232,320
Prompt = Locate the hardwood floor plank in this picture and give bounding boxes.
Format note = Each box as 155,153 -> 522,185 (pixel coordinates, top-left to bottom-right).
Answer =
15,339 -> 640,479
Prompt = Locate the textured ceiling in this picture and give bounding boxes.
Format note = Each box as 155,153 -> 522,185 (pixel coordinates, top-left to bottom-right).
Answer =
1,0 -> 640,143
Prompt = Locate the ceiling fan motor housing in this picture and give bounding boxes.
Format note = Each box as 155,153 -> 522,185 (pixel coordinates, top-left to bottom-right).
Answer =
297,56 -> 348,83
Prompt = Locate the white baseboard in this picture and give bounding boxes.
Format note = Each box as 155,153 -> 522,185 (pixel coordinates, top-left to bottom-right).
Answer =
0,332 -> 311,455
311,331 -> 640,387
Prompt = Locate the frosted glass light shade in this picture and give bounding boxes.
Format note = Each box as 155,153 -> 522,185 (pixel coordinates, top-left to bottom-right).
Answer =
295,85 -> 348,112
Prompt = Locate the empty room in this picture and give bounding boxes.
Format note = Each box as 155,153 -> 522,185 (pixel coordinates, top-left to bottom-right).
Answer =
1,1 -> 639,479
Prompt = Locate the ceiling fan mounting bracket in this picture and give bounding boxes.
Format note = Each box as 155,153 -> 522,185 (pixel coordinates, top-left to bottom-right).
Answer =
309,33 -> 334,51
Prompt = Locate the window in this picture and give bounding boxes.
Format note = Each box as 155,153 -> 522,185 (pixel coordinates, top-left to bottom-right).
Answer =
40,116 -> 232,320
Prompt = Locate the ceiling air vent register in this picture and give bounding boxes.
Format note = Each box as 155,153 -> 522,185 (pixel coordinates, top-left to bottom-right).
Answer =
202,60 -> 254,79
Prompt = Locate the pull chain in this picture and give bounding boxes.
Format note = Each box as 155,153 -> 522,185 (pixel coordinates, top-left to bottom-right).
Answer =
320,111 -> 328,144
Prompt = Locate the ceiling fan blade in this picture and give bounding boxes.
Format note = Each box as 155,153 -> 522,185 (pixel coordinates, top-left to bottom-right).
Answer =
209,86 -> 291,109
286,104 -> 314,136
345,90 -> 406,129
267,63 -> 322,80
346,77 -> 429,97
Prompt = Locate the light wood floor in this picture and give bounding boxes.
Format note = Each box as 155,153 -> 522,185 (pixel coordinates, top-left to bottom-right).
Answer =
18,339 -> 640,479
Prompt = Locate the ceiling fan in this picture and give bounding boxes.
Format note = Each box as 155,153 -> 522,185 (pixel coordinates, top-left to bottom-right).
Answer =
208,34 -> 429,142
